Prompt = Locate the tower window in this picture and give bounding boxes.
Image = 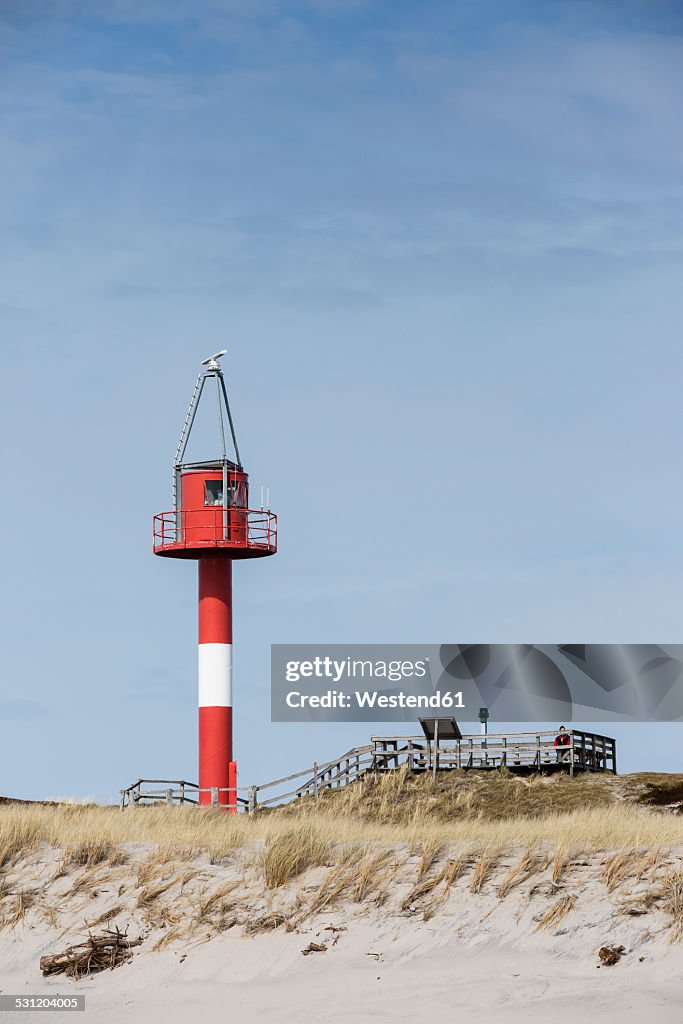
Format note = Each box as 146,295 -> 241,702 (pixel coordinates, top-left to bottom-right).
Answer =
204,481 -> 224,506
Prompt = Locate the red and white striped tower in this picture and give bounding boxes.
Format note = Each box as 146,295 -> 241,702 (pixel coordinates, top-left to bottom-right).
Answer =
153,352 -> 277,810
198,557 -> 233,800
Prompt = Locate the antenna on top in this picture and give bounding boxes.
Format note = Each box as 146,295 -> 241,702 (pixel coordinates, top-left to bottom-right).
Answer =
172,348 -> 242,504
201,349 -> 228,371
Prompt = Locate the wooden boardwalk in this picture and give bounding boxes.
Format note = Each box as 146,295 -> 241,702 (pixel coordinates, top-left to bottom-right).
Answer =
120,727 -> 616,813
372,729 -> 617,776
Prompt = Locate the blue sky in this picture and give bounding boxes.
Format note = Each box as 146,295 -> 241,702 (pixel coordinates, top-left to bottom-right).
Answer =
1,1 -> 682,800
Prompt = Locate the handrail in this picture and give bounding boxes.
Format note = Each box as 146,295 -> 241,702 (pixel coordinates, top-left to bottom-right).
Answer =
120,728 -> 617,814
371,730 -> 583,741
252,744 -> 374,792
153,507 -> 277,552
119,779 -> 250,811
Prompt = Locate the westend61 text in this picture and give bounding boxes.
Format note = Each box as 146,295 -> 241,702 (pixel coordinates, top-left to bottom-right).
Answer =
285,690 -> 465,709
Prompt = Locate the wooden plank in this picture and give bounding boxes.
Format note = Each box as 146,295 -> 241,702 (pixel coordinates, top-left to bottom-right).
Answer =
255,746 -> 373,792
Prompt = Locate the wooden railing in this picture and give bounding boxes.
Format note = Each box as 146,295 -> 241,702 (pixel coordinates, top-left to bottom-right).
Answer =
119,729 -> 616,814
119,744 -> 377,813
370,729 -> 617,776
118,780 -> 243,810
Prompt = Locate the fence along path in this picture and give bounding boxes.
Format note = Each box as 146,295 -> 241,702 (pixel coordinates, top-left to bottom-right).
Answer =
119,728 -> 616,813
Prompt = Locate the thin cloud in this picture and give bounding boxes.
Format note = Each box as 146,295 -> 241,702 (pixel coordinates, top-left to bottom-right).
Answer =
0,699 -> 51,721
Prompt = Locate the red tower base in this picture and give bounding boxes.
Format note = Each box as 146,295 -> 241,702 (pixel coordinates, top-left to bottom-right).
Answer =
198,558 -> 236,811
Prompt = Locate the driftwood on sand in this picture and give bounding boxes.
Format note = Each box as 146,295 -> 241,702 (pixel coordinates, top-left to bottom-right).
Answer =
40,927 -> 143,978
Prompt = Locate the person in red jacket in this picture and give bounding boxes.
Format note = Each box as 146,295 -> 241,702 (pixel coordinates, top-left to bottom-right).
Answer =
554,725 -> 571,763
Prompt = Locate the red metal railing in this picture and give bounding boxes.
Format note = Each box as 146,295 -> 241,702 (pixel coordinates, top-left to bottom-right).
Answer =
153,508 -> 277,554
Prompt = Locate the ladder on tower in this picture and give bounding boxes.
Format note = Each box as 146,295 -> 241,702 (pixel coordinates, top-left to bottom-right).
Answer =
172,371 -> 204,511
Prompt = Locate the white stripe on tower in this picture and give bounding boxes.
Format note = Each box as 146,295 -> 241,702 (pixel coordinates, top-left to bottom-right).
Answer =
198,643 -> 232,706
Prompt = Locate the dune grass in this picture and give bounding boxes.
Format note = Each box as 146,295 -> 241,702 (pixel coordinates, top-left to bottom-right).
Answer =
286,766 -> 623,824
602,849 -> 664,893
659,868 -> 683,942
262,825 -> 330,888
496,848 -> 542,899
2,788 -> 683,865
2,776 -> 683,946
353,850 -> 390,902
534,894 -> 577,932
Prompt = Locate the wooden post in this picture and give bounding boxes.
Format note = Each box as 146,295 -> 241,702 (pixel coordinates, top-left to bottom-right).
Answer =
569,739 -> 574,778
165,788 -> 174,805
211,787 -> 218,808
432,719 -> 439,783
119,790 -> 125,812
313,761 -> 319,800
180,782 -> 185,805
248,785 -> 257,816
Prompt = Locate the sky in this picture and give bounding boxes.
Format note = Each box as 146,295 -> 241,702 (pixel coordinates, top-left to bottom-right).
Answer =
1,0 -> 682,801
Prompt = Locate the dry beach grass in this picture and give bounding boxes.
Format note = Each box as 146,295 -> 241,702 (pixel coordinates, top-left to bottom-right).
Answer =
2,769 -> 683,866
2,800 -> 683,865
2,768 -> 683,994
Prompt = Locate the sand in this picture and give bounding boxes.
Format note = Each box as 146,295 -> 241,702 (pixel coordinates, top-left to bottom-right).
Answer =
1,843 -> 682,1023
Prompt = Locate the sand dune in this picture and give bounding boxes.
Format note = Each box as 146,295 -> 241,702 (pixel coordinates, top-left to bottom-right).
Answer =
1,836 -> 682,1023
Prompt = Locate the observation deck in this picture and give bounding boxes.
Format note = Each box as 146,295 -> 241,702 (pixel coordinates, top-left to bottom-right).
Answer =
153,507 -> 277,559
